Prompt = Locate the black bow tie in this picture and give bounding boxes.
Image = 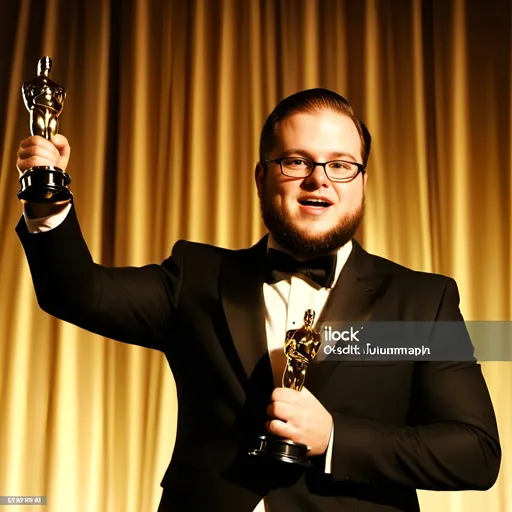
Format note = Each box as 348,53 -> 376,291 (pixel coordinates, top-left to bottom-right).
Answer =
265,249 -> 337,288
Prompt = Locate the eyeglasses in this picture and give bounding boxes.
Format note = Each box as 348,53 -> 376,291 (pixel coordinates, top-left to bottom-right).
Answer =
264,156 -> 365,182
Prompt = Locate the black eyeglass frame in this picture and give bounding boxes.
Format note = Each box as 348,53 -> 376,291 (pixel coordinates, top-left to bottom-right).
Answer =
263,157 -> 366,183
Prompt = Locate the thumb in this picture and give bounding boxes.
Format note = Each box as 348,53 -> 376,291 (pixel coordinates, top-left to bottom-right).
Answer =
51,134 -> 70,158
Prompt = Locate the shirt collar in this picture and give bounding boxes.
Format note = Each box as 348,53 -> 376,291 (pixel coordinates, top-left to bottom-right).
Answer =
267,234 -> 353,288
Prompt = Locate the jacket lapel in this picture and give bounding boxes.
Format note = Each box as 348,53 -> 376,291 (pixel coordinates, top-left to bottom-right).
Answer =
306,240 -> 392,395
321,239 -> 388,323
220,236 -> 271,386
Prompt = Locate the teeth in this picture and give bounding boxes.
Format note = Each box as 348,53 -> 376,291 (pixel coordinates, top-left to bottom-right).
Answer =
302,198 -> 328,205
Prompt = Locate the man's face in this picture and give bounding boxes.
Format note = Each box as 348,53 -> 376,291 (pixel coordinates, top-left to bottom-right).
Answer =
256,110 -> 366,257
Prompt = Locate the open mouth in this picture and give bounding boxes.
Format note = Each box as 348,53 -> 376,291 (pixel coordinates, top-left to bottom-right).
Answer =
298,199 -> 331,208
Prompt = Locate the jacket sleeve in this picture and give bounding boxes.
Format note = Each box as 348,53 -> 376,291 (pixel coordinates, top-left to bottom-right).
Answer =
329,278 -> 501,491
16,204 -> 184,351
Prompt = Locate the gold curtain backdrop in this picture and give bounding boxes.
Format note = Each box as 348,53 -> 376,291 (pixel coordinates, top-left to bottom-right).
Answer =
0,0 -> 510,510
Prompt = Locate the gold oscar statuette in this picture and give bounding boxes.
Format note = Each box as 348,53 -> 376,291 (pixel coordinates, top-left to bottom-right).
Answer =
249,309 -> 321,467
18,56 -> 72,202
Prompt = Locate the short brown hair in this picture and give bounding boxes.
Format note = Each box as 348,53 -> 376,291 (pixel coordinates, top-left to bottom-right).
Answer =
259,88 -> 371,167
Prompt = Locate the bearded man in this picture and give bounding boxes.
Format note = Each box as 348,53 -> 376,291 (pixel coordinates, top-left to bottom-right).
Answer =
16,88 -> 500,511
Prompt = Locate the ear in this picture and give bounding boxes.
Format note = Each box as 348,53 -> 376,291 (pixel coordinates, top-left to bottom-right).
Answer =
255,162 -> 265,199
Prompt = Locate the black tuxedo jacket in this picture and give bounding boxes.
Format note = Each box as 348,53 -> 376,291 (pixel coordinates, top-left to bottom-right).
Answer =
17,206 -> 501,512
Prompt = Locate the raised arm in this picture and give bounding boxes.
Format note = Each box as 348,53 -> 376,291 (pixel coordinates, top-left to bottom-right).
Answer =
16,135 -> 183,351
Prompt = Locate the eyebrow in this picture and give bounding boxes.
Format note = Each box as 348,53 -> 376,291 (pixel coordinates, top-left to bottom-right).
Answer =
279,148 -> 359,162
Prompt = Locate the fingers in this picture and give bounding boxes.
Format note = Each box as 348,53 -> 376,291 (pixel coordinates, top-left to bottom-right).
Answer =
17,135 -> 71,174
17,144 -> 58,174
270,387 -> 302,404
18,144 -> 60,162
267,387 -> 306,428
19,135 -> 55,150
266,400 -> 294,421
266,389 -> 305,441
265,419 -> 301,441
265,386 -> 331,453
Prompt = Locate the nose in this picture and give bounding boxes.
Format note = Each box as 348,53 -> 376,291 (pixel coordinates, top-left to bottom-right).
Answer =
303,163 -> 330,188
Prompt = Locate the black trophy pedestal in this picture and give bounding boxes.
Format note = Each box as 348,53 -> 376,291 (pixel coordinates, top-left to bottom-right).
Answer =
18,165 -> 72,202
248,435 -> 311,467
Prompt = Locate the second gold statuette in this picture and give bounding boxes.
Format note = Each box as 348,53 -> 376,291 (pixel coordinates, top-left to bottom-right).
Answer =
248,309 -> 321,467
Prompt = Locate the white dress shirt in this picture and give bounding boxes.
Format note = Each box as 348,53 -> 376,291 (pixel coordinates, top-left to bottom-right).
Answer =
23,204 -> 353,511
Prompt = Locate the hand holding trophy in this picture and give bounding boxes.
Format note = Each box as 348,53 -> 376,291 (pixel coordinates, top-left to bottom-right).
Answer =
249,309 -> 322,467
18,56 -> 72,202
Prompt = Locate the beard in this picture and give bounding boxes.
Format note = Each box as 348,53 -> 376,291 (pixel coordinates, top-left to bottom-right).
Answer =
260,189 -> 364,259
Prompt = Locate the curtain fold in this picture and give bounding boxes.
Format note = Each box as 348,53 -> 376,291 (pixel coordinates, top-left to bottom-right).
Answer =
0,1 -> 510,510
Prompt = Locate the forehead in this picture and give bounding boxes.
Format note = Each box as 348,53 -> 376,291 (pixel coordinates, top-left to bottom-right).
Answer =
273,110 -> 362,161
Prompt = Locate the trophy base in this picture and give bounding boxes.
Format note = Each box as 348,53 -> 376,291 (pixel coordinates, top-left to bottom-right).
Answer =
248,435 -> 311,467
18,166 -> 72,203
